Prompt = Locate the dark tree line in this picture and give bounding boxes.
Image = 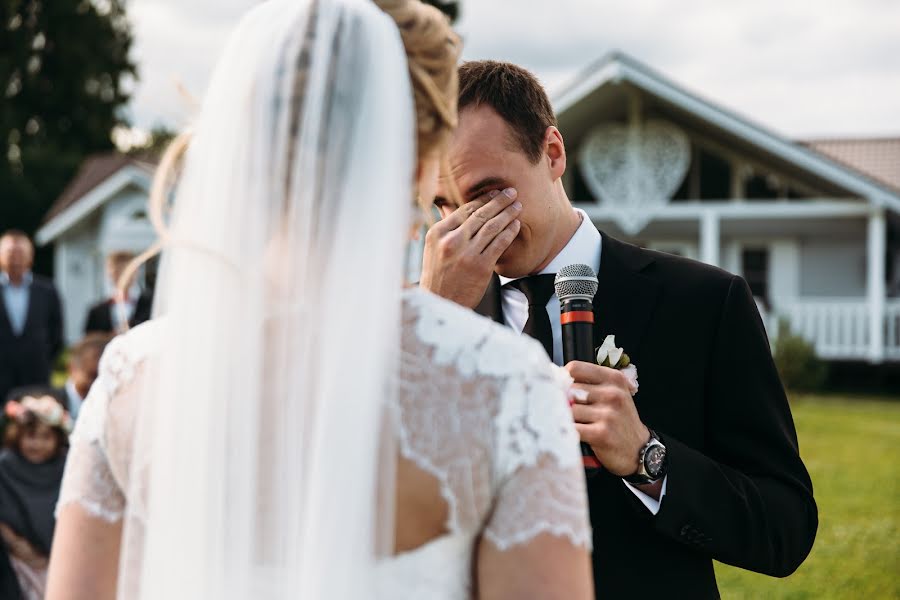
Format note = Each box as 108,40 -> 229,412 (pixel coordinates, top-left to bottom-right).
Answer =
1,0 -> 135,274
0,0 -> 456,276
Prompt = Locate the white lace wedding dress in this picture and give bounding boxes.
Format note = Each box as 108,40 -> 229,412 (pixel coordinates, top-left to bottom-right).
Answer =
57,288 -> 591,599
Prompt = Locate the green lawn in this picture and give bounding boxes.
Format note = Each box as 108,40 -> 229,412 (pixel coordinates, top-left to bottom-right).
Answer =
714,395 -> 900,599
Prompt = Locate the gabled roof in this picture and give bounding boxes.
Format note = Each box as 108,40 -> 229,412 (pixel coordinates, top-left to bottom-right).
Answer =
803,137 -> 900,194
36,153 -> 156,245
553,51 -> 900,214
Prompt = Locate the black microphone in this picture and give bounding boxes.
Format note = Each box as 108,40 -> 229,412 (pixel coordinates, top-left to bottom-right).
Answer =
554,264 -> 602,472
554,264 -> 598,364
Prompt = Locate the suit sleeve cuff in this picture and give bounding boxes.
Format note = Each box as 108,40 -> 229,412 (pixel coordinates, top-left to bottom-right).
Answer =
622,476 -> 668,515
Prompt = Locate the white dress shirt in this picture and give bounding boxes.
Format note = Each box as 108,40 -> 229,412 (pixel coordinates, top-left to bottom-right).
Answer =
65,378 -> 85,421
108,281 -> 141,332
497,208 -> 667,514
1,271 -> 33,336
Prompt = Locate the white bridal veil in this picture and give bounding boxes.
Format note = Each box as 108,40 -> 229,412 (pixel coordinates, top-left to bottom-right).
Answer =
121,0 -> 414,597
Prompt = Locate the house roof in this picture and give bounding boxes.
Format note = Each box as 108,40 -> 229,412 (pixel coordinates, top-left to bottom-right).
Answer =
43,153 -> 156,224
36,153 -> 156,246
553,51 -> 900,214
802,137 -> 900,194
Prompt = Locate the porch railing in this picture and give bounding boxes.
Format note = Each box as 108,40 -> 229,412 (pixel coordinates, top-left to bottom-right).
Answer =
779,299 -> 900,362
887,302 -> 900,360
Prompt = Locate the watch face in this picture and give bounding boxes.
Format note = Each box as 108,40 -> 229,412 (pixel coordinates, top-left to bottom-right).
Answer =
645,445 -> 666,478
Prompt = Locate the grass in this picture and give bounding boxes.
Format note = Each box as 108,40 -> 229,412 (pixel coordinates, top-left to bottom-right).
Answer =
714,394 -> 900,599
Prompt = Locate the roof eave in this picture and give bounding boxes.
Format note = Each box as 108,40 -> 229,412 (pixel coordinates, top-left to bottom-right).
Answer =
35,166 -> 153,246
553,53 -> 900,214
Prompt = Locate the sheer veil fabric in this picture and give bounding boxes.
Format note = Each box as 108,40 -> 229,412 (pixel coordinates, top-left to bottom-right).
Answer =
123,0 -> 414,597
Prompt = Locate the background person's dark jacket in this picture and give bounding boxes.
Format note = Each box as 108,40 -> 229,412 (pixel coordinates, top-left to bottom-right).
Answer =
83,291 -> 152,335
0,276 -> 63,403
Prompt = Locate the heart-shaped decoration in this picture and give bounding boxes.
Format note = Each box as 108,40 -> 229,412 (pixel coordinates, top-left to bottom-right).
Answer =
578,119 -> 690,235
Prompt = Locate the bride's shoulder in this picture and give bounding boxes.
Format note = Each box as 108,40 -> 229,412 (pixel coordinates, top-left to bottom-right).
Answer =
402,288 -> 553,380
96,319 -> 166,396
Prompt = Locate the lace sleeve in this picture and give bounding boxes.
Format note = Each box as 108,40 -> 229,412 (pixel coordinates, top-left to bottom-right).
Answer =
484,357 -> 592,552
56,342 -> 128,523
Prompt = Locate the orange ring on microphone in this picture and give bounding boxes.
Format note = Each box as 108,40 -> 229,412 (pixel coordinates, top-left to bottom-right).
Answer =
560,311 -> 594,325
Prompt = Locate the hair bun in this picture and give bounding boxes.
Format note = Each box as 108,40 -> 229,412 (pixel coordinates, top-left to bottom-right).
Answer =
373,0 -> 460,158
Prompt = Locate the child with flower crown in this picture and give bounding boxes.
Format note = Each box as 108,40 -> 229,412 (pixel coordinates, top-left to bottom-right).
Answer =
0,391 -> 72,600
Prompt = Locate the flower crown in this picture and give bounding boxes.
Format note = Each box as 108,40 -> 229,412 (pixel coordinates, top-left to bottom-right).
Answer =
4,395 -> 73,434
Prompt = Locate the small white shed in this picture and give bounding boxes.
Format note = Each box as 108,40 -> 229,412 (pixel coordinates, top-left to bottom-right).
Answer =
35,154 -> 157,343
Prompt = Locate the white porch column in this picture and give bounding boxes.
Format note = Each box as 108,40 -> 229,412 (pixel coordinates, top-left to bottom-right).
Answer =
700,210 -> 720,266
867,207 -> 886,363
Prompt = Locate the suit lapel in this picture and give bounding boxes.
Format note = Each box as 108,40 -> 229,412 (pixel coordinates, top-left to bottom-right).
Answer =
474,274 -> 504,324
592,233 -> 661,366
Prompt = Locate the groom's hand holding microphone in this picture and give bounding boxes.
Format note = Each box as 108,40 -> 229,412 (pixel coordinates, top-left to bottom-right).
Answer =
567,363 -> 648,462
555,266 -> 662,500
420,187 -> 521,308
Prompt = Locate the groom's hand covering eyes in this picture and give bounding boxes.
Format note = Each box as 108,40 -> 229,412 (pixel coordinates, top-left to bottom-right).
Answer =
420,187 -> 522,309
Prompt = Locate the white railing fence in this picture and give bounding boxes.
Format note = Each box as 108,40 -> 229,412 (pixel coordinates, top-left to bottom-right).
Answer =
776,299 -> 900,362
886,302 -> 900,360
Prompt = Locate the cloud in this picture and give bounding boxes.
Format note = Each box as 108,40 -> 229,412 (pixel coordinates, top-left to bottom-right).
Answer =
127,0 -> 900,138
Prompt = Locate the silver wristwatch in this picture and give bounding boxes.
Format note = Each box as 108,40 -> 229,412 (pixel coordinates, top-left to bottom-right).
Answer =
623,429 -> 667,485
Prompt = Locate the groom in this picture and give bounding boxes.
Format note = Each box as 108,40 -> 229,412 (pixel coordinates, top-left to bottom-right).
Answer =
421,61 -> 817,598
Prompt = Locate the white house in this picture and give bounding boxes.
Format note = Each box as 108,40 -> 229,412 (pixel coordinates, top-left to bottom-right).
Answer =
36,52 -> 900,362
35,154 -> 157,343
555,52 -> 900,364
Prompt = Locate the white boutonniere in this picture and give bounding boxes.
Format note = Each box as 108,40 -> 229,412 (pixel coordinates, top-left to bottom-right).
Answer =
596,335 -> 639,396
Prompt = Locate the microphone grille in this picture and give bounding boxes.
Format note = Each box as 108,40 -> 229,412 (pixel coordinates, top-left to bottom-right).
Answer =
554,263 -> 598,301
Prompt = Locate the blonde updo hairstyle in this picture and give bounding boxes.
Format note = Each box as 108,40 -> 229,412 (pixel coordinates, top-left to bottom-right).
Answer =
374,0 -> 462,213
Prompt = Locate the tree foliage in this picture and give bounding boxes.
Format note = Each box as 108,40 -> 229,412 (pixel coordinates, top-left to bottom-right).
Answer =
125,125 -> 176,158
773,319 -> 828,393
0,0 -> 135,273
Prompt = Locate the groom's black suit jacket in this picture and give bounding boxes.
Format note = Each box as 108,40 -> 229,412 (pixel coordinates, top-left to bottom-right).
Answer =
475,232 -> 817,599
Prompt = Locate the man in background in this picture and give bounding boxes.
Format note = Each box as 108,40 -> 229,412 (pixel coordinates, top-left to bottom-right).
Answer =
0,231 -> 63,403
84,251 -> 152,335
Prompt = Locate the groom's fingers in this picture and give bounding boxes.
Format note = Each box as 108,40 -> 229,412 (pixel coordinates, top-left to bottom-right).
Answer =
472,198 -> 522,254
429,197 -> 488,236
481,219 -> 521,262
458,188 -> 519,241
430,188 -> 506,236
566,361 -> 630,389
571,403 -> 603,424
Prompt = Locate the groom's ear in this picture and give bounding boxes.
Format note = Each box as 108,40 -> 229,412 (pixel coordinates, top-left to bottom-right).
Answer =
544,126 -> 567,181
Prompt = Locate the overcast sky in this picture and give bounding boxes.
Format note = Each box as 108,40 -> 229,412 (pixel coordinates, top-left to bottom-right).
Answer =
126,0 -> 900,140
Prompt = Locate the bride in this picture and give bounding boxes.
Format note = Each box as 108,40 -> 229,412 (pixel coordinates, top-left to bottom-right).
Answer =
45,0 -> 593,598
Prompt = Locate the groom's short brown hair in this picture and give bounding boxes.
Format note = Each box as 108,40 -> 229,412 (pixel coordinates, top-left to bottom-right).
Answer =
457,60 -> 557,164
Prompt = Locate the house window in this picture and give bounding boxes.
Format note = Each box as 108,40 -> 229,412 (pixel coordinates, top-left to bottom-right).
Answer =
745,174 -> 781,200
698,149 -> 731,201
741,248 -> 769,307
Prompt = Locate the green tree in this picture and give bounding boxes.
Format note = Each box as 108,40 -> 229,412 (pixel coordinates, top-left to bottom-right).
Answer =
125,125 -> 176,158
773,319 -> 828,393
1,0 -> 135,273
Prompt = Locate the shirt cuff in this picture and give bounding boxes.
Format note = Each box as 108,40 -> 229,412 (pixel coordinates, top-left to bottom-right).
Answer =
622,476 -> 668,515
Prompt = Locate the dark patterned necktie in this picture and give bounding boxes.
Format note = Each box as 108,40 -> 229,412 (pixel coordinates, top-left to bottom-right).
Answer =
505,274 -> 557,360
